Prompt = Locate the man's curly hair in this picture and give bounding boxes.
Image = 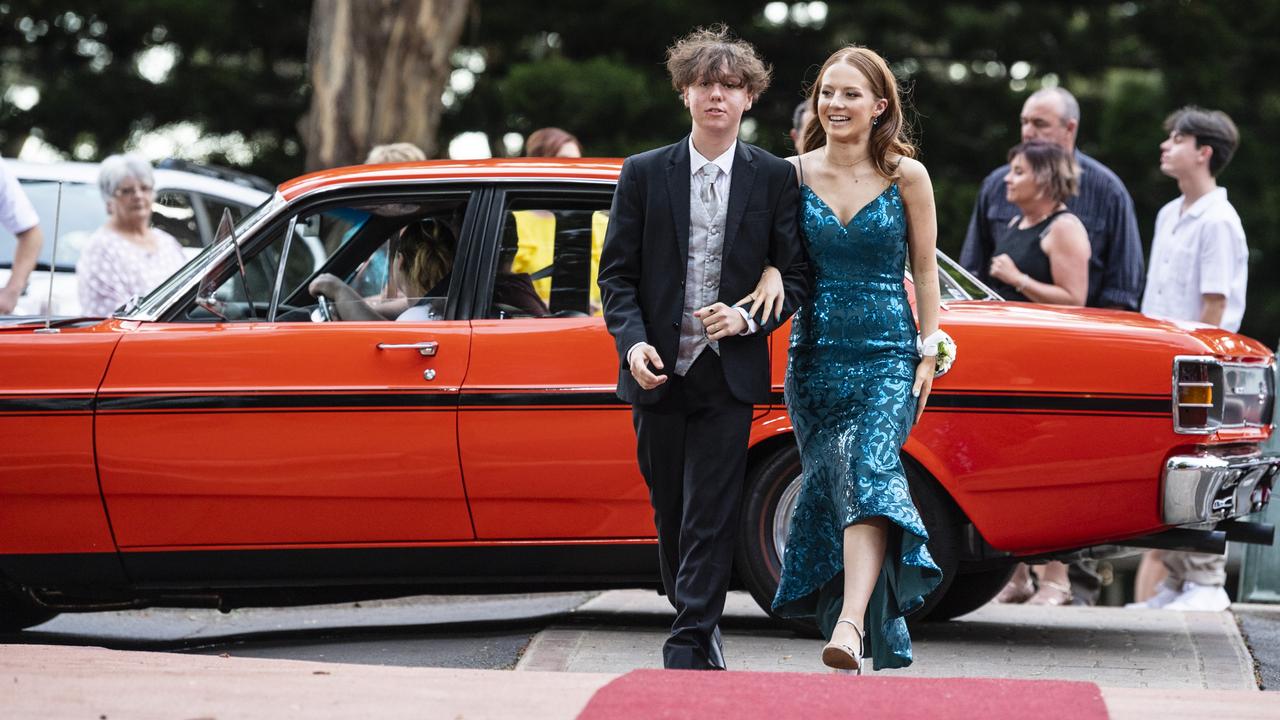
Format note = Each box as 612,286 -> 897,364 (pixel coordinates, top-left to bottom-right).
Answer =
665,24 -> 772,98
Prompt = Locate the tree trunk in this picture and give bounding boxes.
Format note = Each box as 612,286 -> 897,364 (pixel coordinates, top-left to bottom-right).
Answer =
301,0 -> 471,170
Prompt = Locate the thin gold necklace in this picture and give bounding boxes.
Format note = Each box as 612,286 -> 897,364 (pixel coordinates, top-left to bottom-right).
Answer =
825,147 -> 871,168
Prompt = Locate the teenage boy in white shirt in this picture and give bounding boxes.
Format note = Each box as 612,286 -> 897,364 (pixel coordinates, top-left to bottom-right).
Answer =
1130,106 -> 1245,612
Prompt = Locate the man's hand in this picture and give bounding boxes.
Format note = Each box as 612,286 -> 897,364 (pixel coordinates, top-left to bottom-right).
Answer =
308,273 -> 345,300
694,302 -> 747,341
628,343 -> 667,390
0,286 -> 21,315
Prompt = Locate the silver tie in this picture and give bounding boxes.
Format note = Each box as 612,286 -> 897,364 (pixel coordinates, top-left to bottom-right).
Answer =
700,164 -> 720,218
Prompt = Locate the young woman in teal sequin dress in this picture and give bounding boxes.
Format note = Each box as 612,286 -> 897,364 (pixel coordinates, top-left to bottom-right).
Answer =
747,46 -> 944,673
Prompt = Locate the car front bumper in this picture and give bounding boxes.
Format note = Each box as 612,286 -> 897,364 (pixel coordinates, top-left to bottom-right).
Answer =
1163,450 -> 1279,525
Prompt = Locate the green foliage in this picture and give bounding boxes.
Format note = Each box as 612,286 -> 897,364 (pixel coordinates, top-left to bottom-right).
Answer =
0,0 -> 310,181
498,56 -> 669,156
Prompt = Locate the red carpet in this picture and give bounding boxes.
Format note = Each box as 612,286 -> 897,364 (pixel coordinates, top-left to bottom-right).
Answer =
576,670 -> 1109,720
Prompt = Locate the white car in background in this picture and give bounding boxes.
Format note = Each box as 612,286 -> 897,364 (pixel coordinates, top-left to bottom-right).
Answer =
0,160 -> 273,316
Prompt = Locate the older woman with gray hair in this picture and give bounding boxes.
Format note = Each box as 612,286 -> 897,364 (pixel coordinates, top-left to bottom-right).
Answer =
75,153 -> 186,316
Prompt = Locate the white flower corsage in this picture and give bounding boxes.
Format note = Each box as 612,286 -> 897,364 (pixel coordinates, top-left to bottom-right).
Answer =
916,329 -> 957,377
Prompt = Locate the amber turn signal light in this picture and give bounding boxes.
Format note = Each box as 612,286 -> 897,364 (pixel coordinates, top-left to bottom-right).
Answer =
1177,384 -> 1213,407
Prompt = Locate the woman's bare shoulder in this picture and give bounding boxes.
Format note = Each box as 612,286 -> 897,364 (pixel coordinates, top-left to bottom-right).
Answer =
893,156 -> 930,184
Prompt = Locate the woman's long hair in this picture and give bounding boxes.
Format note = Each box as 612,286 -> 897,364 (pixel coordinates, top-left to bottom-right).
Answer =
802,46 -> 916,180
398,219 -> 454,296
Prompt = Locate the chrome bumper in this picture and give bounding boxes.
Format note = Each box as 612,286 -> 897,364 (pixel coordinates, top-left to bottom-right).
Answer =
1162,451 -> 1279,525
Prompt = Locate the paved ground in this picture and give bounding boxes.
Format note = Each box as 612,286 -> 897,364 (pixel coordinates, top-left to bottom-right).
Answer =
1236,603 -> 1280,690
520,590 -> 1258,690
3,642 -> 1277,720
4,590 -> 1278,717
11,592 -> 593,668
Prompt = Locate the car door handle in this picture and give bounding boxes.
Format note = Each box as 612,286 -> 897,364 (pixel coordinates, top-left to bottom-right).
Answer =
376,341 -> 438,356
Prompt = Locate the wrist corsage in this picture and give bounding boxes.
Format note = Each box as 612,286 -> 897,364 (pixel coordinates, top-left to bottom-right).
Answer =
916,329 -> 957,377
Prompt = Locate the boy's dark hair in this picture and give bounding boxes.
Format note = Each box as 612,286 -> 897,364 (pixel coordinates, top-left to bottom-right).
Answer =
1165,106 -> 1240,176
665,24 -> 771,98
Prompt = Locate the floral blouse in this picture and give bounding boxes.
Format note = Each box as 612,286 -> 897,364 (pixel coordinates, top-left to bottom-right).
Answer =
76,227 -> 187,316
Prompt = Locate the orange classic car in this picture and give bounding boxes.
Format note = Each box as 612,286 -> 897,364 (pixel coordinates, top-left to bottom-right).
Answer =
1,158 -> 1276,631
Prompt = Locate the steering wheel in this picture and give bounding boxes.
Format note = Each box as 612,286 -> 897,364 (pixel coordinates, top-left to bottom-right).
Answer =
312,296 -> 335,322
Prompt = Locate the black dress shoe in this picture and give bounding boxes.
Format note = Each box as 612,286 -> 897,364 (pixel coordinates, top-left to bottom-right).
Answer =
707,625 -> 727,670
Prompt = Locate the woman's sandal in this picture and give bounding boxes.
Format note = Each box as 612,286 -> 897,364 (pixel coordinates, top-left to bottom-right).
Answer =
1026,579 -> 1073,606
821,618 -> 864,674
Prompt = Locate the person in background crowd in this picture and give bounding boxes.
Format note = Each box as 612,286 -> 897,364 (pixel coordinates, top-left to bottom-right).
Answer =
790,100 -> 815,154
1127,106 -> 1245,612
0,154 -> 44,314
984,140 -> 1090,305
75,154 -> 186,317
986,142 -> 1091,606
962,87 -> 1144,310
515,127 -> 590,308
525,127 -> 582,158
365,142 -> 426,164
962,86 -> 1145,606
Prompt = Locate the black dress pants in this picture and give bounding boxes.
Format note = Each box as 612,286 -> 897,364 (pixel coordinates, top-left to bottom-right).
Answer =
632,350 -> 752,670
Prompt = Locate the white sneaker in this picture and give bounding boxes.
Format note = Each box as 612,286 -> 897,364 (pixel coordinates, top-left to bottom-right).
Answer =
1124,579 -> 1182,609
1163,582 -> 1231,612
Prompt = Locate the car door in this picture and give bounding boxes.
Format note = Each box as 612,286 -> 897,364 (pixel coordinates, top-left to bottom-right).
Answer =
457,184 -> 655,540
95,189 -> 479,552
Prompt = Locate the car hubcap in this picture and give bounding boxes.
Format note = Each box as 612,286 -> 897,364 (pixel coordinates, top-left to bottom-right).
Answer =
771,473 -> 804,564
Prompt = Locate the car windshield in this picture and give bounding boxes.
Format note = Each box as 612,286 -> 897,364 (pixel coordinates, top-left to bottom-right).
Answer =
935,250 -> 1001,301
0,180 -> 103,270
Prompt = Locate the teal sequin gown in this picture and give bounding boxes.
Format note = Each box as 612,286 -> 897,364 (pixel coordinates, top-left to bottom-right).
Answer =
772,182 -> 943,670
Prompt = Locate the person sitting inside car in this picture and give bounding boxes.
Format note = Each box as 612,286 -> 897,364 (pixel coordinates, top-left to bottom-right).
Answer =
308,218 -> 453,321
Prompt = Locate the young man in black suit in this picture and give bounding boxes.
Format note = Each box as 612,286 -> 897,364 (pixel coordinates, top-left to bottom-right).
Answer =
598,26 -> 809,670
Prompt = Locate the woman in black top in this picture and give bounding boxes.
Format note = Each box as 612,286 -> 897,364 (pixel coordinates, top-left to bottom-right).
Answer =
987,141 -> 1091,306
989,140 -> 1092,607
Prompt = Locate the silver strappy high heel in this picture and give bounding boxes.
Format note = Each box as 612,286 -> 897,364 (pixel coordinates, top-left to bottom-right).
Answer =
821,617 -> 863,674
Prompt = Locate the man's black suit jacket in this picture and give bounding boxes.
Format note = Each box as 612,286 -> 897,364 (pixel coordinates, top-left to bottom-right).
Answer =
598,138 -> 810,406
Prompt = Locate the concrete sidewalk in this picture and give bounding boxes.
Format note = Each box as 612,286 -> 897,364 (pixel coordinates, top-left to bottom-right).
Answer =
2,591 -> 1277,719
2,642 -> 1276,719
520,590 -> 1257,690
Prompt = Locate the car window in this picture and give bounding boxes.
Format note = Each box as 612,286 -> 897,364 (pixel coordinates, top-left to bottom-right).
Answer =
491,193 -> 612,319
198,195 -> 253,248
176,195 -> 470,323
153,191 -> 201,249
0,180 -> 103,269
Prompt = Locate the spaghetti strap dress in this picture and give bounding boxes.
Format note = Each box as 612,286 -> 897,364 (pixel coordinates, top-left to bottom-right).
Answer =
771,163 -> 943,670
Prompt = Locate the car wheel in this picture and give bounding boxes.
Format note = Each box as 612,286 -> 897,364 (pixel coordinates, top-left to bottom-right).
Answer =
0,586 -> 57,632
736,443 -> 962,631
921,563 -> 1017,622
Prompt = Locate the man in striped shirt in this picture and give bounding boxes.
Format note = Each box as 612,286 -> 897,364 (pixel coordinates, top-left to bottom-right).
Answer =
961,87 -> 1145,311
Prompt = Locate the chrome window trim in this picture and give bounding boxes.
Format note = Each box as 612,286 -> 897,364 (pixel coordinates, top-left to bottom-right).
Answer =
1172,354 -> 1277,435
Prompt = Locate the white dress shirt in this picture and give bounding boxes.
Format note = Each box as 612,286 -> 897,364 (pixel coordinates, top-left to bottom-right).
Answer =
1141,187 -> 1247,333
0,156 -> 39,235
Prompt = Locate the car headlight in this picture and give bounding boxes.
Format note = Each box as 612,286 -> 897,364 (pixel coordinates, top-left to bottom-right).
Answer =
1174,356 -> 1275,434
